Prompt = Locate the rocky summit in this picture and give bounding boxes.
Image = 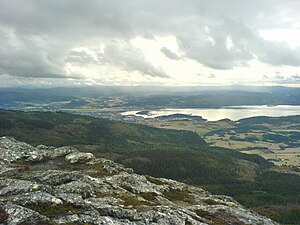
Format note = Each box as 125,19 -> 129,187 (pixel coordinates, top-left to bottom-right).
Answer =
0,136 -> 277,225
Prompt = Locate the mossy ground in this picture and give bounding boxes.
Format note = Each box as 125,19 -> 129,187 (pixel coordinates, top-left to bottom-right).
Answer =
56,162 -> 112,178
163,189 -> 195,204
145,176 -> 167,185
61,223 -> 96,225
202,198 -> 227,206
139,192 -> 158,201
195,209 -> 244,225
24,202 -> 88,217
0,207 -> 7,223
119,195 -> 152,207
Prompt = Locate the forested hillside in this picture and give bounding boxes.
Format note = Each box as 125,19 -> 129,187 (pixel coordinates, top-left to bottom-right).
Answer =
0,109 -> 299,224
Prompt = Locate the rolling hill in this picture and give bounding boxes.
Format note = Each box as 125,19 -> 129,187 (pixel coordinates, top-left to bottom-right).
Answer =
0,109 -> 299,224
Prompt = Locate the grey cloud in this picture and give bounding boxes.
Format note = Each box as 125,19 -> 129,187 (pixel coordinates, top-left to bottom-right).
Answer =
254,40 -> 300,66
178,17 -> 300,69
263,75 -> 269,79
0,24 -> 82,79
177,20 -> 255,69
275,75 -> 284,79
209,73 -> 216,78
0,0 -> 299,80
100,41 -> 169,78
276,76 -> 300,84
0,41 -> 64,78
65,50 -> 99,65
265,74 -> 300,84
289,75 -> 300,83
197,73 -> 216,79
160,47 -> 180,60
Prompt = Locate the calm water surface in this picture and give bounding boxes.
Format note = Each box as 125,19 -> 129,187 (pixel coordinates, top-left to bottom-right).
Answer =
122,105 -> 300,121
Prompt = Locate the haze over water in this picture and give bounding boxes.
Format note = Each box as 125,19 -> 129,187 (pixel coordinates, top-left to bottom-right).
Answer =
123,105 -> 300,121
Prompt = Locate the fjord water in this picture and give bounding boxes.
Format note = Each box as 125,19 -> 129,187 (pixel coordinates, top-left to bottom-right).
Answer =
123,105 -> 300,121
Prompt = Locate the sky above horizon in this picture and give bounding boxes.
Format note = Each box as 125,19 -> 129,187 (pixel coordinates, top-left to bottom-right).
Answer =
0,0 -> 300,87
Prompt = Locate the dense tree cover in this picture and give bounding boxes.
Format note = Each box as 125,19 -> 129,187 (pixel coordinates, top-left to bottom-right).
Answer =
0,110 -> 205,150
204,171 -> 300,224
0,109 -> 299,224
262,133 -> 290,143
238,115 -> 300,125
205,124 -> 271,137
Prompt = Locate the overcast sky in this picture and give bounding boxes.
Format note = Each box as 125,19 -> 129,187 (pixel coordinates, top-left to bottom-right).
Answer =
1,0 -> 300,87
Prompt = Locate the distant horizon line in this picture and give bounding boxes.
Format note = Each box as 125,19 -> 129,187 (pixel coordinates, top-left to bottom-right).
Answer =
1,84 -> 300,89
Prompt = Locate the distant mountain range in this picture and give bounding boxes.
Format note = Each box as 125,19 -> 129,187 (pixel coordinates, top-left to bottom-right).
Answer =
1,85 -> 300,109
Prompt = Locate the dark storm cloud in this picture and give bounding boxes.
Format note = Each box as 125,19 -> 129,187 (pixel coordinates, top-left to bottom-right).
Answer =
0,0 -> 299,80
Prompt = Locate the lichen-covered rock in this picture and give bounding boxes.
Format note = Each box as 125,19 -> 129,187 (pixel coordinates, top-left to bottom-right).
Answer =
0,137 -> 77,163
52,210 -> 133,225
0,137 -> 278,225
3,203 -> 51,225
12,191 -> 63,206
55,180 -> 96,198
51,146 -> 79,159
29,170 -> 85,185
90,158 -> 134,174
0,136 -> 44,162
65,152 -> 95,163
0,179 -> 44,196
36,144 -> 55,151
55,193 -> 86,206
104,172 -> 163,194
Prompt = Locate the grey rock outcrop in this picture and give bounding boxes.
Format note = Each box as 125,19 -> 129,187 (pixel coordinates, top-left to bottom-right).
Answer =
0,136 -> 278,225
65,152 -> 95,163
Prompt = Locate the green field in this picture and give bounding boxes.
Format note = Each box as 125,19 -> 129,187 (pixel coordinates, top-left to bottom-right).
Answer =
148,117 -> 300,168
